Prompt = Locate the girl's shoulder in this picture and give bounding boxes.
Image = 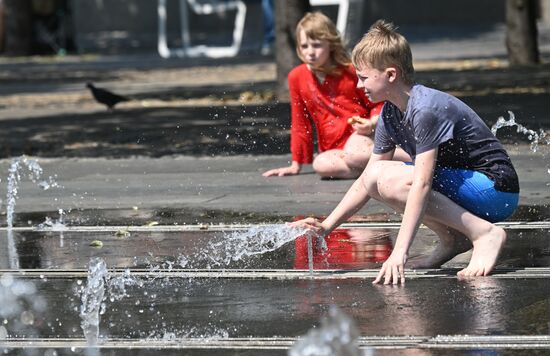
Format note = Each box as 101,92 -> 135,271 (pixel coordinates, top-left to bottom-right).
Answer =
329,63 -> 355,77
343,63 -> 356,73
288,64 -> 310,80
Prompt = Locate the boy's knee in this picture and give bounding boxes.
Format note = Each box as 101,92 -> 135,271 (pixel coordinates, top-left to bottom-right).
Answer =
363,162 -> 408,201
362,161 -> 384,195
377,168 -> 408,202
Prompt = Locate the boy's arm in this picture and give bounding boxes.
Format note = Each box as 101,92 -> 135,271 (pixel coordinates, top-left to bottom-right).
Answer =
373,148 -> 437,285
291,151 -> 392,235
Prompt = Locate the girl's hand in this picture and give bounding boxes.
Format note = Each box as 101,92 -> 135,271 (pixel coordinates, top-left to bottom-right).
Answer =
373,250 -> 407,285
262,163 -> 300,177
288,217 -> 328,237
348,116 -> 374,136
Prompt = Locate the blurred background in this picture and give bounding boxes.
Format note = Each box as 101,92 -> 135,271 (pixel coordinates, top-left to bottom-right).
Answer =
0,0 -> 548,59
0,0 -> 548,159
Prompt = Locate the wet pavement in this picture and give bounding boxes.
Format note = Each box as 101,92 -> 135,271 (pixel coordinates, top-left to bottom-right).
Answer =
1,223 -> 550,354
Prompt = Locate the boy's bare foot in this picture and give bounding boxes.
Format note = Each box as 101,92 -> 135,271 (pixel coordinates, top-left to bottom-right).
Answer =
408,235 -> 472,269
457,226 -> 506,277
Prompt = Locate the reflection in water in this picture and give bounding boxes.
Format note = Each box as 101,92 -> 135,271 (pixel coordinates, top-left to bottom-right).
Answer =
294,229 -> 393,270
457,277 -> 506,334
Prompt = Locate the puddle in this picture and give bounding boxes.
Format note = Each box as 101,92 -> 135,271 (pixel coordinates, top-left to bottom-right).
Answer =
1,226 -> 549,270
3,276 -> 550,340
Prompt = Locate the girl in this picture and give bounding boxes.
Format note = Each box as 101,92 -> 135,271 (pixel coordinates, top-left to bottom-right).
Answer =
262,12 -> 409,179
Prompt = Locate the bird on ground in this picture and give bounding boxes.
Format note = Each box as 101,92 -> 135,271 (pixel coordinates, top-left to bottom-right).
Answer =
86,82 -> 130,110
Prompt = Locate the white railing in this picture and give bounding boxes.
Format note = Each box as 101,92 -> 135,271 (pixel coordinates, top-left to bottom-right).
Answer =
311,0 -> 349,37
158,0 -> 247,58
157,0 -> 350,58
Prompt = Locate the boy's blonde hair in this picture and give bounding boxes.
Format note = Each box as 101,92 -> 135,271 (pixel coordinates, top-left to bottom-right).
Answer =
296,12 -> 350,74
352,20 -> 414,85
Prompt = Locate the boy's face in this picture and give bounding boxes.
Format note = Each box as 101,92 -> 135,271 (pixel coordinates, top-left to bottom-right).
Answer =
298,30 -> 331,70
355,66 -> 390,103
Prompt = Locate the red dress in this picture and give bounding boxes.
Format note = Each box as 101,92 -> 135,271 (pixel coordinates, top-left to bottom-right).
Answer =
288,63 -> 383,164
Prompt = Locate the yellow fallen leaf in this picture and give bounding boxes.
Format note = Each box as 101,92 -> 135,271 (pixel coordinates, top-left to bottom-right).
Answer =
114,229 -> 130,238
89,240 -> 103,248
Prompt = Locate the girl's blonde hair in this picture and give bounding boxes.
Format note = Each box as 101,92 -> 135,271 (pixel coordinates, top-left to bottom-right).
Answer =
352,20 -> 414,85
295,12 -> 350,74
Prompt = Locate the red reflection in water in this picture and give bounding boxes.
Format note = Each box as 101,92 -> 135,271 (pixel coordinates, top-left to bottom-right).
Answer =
294,229 -> 393,270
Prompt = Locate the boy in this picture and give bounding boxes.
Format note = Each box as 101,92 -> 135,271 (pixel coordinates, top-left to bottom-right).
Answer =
291,20 -> 519,284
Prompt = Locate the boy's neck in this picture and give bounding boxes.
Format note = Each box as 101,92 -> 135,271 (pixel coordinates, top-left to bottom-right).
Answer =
389,83 -> 413,113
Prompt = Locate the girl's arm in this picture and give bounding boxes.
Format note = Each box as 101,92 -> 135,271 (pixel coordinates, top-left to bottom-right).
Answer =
263,71 -> 311,177
289,73 -> 314,165
373,148 -> 438,285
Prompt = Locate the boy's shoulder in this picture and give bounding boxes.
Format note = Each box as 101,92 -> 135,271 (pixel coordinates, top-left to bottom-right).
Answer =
409,85 -> 453,109
411,84 -> 443,98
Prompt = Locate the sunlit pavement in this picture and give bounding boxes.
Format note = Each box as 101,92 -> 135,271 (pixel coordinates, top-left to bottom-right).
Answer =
0,146 -> 547,223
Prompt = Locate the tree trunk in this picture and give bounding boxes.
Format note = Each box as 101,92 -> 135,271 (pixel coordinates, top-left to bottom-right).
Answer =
506,0 -> 539,66
274,1 -> 311,101
3,0 -> 32,56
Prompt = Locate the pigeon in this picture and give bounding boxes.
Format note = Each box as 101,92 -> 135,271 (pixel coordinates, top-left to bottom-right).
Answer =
86,82 -> 130,110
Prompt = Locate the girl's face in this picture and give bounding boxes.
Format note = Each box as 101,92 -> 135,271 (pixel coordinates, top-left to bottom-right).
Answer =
356,66 -> 390,103
298,29 -> 331,70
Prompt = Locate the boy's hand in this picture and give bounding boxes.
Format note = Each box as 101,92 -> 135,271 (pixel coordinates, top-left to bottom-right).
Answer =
288,217 -> 328,237
348,116 -> 374,136
373,251 -> 407,285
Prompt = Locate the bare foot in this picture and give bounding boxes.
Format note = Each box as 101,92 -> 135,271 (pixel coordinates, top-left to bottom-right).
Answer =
457,226 -> 506,277
409,235 -> 472,269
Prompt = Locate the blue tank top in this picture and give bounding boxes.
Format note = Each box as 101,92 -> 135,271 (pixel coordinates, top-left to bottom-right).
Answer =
373,84 -> 519,193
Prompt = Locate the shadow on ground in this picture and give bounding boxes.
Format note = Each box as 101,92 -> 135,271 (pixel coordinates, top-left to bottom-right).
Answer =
0,103 -> 290,158
1,61 -> 549,159
4,204 -> 548,228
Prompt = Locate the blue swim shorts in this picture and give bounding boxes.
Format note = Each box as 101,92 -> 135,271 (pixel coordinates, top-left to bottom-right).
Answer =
405,163 -> 519,222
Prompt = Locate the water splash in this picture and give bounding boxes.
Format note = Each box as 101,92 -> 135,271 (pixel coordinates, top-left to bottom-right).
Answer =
77,226 -> 311,342
107,268 -> 144,302
37,209 -> 68,231
77,259 -> 149,345
189,224 -> 310,268
491,111 -> 550,153
78,261 -> 146,345
78,257 -> 235,342
289,305 -> 364,356
4,156 -> 61,269
79,258 -> 108,346
5,156 -> 60,228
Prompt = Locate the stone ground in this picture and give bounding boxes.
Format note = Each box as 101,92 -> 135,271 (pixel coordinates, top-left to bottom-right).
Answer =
1,30 -> 550,356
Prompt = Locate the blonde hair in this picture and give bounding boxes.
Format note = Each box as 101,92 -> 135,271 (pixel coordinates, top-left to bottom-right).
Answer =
295,12 -> 350,74
352,20 -> 414,85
